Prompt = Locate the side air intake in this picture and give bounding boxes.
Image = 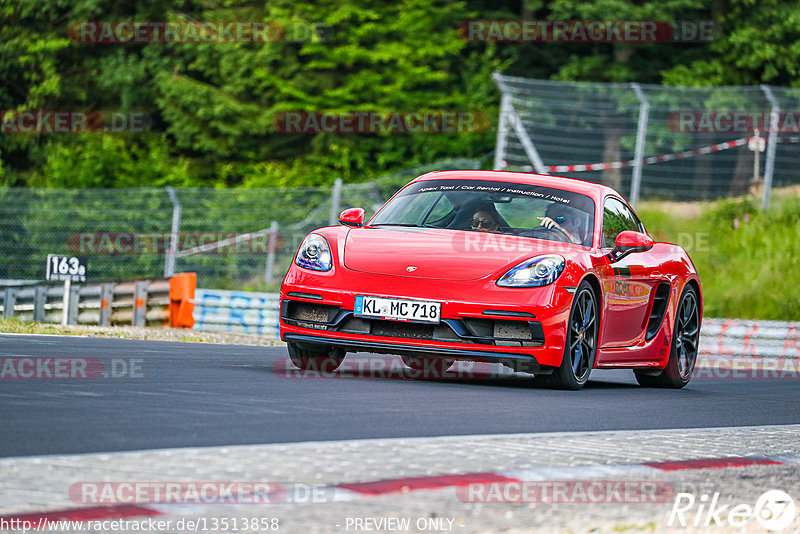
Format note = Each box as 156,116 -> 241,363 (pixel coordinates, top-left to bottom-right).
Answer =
645,282 -> 671,340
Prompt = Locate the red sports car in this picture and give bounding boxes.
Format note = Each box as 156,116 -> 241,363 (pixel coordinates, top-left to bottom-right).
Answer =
279,170 -> 702,390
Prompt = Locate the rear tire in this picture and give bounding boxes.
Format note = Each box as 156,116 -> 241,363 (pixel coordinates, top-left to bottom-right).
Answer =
287,342 -> 345,372
634,285 -> 700,389
536,280 -> 598,390
401,356 -> 454,378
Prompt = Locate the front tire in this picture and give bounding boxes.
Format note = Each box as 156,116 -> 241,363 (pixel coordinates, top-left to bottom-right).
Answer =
535,280 -> 598,390
287,342 -> 345,372
635,285 -> 700,389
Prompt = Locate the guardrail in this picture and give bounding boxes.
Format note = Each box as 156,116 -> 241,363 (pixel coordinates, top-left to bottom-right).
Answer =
192,289 -> 279,337
2,281 -> 798,356
699,318 -> 800,358
194,293 -> 800,355
190,295 -> 800,354
0,280 -> 170,327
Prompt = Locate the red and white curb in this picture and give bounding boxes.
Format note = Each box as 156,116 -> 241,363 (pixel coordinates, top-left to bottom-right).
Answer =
337,455 -> 794,497
2,454 -> 796,524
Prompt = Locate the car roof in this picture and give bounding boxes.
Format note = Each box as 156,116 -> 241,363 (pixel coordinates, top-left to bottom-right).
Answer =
412,170 -> 624,206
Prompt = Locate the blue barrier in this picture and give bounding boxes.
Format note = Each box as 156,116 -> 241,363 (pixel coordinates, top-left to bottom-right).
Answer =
193,288 -> 279,337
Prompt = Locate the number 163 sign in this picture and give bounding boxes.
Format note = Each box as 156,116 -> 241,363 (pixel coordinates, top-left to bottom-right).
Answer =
46,255 -> 87,282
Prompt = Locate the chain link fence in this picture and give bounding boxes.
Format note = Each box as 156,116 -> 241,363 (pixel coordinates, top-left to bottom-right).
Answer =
493,73 -> 800,205
6,75 -> 800,291
0,158 -> 481,289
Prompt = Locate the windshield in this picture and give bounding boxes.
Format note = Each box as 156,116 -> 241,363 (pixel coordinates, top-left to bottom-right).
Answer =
370,179 -> 596,246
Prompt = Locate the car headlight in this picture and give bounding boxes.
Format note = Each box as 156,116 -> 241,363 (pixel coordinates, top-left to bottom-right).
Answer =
295,234 -> 332,271
497,255 -> 565,287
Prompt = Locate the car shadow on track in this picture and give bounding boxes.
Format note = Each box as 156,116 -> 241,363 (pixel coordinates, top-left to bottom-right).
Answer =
263,355 -> 642,390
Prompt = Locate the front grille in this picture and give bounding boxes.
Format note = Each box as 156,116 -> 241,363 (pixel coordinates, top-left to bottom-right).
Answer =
461,317 -> 544,347
494,320 -> 534,346
372,321 -> 434,339
282,301 -> 342,330
287,302 -> 337,322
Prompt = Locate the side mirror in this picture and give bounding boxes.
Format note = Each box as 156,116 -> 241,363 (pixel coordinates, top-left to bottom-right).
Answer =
611,231 -> 653,262
338,207 -> 365,227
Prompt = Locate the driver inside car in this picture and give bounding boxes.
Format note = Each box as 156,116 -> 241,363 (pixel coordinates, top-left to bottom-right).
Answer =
537,203 -> 584,245
470,203 -> 503,233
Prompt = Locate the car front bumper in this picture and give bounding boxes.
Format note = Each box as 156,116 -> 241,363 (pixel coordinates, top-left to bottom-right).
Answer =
279,271 -> 575,368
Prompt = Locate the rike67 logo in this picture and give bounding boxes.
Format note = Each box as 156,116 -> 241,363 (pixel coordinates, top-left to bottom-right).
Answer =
669,489 -> 796,530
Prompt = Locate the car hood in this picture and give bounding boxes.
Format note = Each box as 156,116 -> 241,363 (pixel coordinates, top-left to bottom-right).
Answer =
343,226 -> 567,280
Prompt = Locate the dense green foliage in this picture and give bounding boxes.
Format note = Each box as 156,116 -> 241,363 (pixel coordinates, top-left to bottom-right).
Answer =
2,0 -> 794,188
638,191 -> 800,320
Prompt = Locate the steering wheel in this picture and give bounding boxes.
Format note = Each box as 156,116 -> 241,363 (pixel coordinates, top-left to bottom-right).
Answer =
530,225 -> 571,243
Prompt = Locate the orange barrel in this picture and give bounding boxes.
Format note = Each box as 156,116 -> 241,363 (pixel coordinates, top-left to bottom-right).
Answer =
169,273 -> 197,328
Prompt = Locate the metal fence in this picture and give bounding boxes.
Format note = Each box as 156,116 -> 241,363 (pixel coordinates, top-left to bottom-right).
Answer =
7,75 -> 800,291
493,73 -> 800,207
0,158 -> 481,289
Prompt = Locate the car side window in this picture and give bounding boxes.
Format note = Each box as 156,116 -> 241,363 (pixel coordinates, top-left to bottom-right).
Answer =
602,198 -> 641,248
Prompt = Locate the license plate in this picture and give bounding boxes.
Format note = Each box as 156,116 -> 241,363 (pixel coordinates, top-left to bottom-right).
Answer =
354,295 -> 441,324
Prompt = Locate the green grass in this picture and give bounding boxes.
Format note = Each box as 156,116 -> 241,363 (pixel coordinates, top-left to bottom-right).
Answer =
613,523 -> 657,532
637,192 -> 800,320
0,317 -> 278,344
0,317 -> 73,335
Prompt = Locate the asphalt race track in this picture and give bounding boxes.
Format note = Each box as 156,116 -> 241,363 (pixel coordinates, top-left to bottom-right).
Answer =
1,334 -> 799,458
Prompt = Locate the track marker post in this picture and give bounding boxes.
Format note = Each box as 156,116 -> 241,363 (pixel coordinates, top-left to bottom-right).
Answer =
760,85 -> 779,210
630,83 -> 649,210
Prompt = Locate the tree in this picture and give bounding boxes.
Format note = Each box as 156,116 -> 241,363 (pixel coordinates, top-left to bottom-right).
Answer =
663,0 -> 800,86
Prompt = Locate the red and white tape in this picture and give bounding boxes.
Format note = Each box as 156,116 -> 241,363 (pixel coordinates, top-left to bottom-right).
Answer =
543,136 -> 800,173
